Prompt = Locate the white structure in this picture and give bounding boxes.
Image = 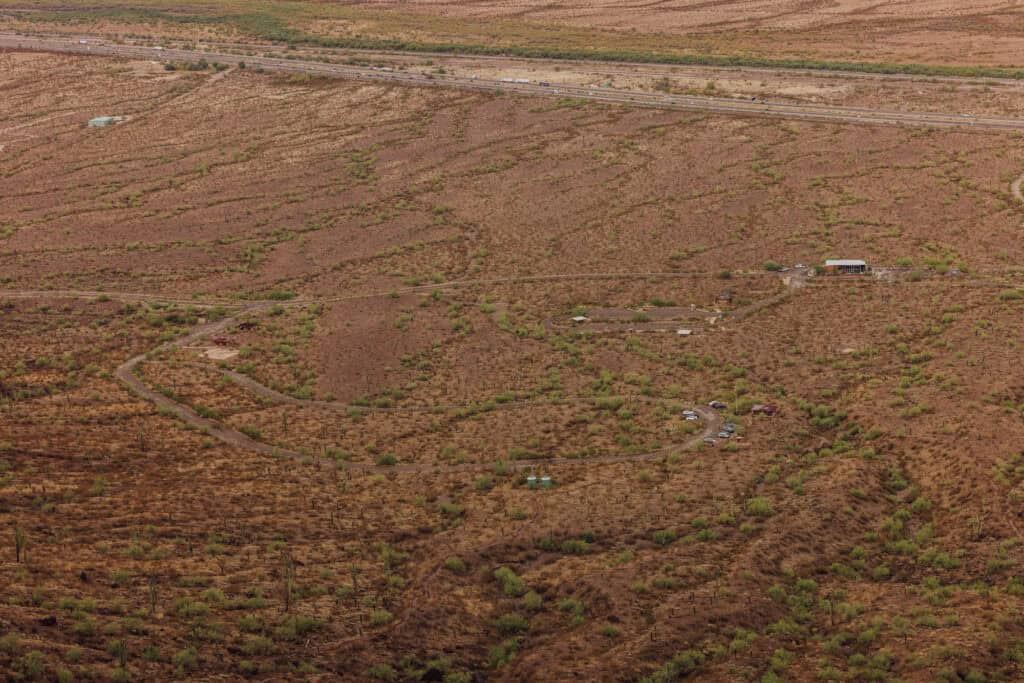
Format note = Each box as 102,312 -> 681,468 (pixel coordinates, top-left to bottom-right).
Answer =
824,259 -> 868,275
88,116 -> 124,128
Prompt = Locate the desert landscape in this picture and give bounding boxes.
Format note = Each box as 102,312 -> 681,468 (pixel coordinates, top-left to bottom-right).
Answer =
6,2 -> 1024,682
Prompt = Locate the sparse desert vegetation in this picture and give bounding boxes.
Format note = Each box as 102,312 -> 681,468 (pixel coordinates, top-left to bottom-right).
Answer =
6,7 -> 1024,682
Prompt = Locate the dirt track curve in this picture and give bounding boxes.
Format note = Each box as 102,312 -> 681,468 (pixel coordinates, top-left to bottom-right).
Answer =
5,278 -> 740,473
4,34 -> 1024,131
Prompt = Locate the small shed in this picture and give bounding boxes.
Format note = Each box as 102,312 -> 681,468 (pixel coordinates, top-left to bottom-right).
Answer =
824,259 -> 869,275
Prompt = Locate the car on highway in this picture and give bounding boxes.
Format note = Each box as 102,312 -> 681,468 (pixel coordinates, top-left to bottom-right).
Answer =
794,263 -> 807,269
539,82 -> 550,87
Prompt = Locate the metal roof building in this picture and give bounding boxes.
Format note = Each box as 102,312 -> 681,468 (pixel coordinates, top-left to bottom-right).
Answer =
824,259 -> 869,274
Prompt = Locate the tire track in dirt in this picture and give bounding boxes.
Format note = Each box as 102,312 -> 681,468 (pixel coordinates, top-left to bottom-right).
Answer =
1012,173 -> 1024,202
2,278 -> 733,473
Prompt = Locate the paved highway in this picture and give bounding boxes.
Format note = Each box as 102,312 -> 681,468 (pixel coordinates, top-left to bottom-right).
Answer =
3,34 -> 1023,130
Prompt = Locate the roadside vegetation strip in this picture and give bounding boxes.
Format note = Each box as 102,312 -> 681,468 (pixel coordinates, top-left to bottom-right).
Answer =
13,10 -> 1024,81
261,36 -> 1024,82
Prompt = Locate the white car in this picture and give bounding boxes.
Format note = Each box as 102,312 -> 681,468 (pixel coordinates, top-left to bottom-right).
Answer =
685,415 -> 699,421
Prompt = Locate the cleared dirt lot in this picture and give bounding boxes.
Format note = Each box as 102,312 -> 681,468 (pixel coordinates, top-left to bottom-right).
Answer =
7,50 -> 1024,681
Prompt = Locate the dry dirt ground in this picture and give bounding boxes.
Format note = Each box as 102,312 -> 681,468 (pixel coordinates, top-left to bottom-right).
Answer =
7,49 -> 1024,682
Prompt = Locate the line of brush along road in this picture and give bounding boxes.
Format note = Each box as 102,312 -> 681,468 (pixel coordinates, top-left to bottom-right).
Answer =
5,34 -> 1024,131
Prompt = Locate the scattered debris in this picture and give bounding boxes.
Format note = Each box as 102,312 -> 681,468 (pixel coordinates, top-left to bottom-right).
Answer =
88,116 -> 124,128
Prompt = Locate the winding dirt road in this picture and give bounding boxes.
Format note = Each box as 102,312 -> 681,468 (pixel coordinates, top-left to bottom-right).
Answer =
6,281 -> 731,473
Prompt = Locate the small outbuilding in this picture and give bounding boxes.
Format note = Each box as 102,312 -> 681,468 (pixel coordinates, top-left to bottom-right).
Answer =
824,259 -> 869,275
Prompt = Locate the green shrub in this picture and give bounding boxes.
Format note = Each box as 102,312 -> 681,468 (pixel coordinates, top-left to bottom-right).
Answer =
653,528 -> 678,546
745,497 -> 774,517
173,646 -> 198,674
444,556 -> 468,574
366,663 -> 397,681
369,610 -> 393,627
495,612 -> 529,634
493,567 -> 526,597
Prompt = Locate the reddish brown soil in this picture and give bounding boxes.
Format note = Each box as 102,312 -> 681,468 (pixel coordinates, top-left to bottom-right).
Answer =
5,50 -> 1024,682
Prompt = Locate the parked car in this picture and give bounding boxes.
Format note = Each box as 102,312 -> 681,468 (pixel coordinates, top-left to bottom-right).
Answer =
702,437 -> 717,445
717,431 -> 731,439
681,409 -> 697,416
686,415 -> 699,421
723,423 -> 736,433
708,401 -> 727,409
